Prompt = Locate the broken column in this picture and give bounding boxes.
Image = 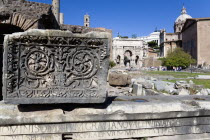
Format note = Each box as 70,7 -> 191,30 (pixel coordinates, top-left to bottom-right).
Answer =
60,13 -> 64,24
52,0 -> 60,23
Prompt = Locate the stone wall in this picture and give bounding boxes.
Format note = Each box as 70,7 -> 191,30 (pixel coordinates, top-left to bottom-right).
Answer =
143,57 -> 162,67
61,24 -> 112,34
197,20 -> 210,66
159,31 -> 181,57
182,18 -> 210,66
182,21 -> 197,63
0,0 -> 59,30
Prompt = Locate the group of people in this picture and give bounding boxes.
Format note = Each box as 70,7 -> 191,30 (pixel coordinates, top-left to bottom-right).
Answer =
172,66 -> 182,71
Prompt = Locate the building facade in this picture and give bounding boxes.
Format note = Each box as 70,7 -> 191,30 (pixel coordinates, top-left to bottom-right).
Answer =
112,37 -> 148,68
159,30 -> 181,57
182,18 -> 210,67
160,6 -> 192,57
138,30 -> 161,46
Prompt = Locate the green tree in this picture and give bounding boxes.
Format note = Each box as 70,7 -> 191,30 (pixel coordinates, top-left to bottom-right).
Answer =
120,36 -> 129,38
161,48 -> 196,68
109,61 -> 116,68
148,41 -> 158,49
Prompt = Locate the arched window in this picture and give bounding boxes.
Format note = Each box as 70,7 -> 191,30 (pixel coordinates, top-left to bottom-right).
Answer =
116,55 -> 121,64
124,50 -> 132,66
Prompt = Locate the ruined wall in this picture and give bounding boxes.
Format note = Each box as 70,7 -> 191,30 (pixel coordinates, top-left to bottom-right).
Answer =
61,24 -> 112,34
143,57 -> 162,67
0,0 -> 59,30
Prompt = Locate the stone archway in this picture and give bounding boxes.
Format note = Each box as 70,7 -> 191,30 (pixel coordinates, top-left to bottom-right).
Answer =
124,50 -> 132,67
0,24 -> 24,42
1,13 -> 40,31
0,24 -> 24,100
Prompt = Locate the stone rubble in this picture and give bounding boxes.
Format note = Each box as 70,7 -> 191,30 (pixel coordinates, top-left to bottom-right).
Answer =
109,70 -> 210,97
109,70 -> 131,86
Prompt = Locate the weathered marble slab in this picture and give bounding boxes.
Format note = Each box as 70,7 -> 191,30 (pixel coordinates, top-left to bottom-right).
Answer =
1,96 -> 210,124
196,75 -> 210,80
3,29 -> 111,104
1,117 -> 210,135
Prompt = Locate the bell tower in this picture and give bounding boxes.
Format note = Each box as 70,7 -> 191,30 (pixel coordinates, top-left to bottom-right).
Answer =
84,14 -> 90,27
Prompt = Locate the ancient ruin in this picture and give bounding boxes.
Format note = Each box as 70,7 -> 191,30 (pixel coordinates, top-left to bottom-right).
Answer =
0,0 -> 112,101
0,0 -> 210,140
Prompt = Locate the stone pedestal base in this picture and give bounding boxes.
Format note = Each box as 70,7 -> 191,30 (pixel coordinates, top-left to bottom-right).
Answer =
1,95 -> 210,139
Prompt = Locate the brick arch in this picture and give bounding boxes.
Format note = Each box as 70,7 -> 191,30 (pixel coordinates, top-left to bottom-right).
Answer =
1,12 -> 39,31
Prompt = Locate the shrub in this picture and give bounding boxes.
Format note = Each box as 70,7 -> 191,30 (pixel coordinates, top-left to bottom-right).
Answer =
148,41 -> 158,49
109,61 -> 116,68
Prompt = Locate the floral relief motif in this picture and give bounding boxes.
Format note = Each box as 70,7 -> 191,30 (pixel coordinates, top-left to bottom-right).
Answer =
26,50 -> 49,75
5,35 -> 108,100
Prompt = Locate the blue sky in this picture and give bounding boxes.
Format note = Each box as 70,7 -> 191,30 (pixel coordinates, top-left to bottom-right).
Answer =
31,0 -> 210,37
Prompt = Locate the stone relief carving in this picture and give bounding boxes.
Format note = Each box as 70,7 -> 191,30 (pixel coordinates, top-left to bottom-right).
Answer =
3,32 -> 109,104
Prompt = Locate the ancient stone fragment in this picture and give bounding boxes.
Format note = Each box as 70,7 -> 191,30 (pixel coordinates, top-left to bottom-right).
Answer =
3,29 -> 111,104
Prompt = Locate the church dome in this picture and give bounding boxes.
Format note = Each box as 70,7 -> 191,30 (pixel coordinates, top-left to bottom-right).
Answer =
175,6 -> 192,23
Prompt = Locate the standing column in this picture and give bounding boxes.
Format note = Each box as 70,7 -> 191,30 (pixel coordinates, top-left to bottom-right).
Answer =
52,0 -> 60,23
60,13 -> 64,24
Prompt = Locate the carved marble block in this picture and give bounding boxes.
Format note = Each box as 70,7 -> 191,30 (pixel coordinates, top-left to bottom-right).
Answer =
3,29 -> 110,104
